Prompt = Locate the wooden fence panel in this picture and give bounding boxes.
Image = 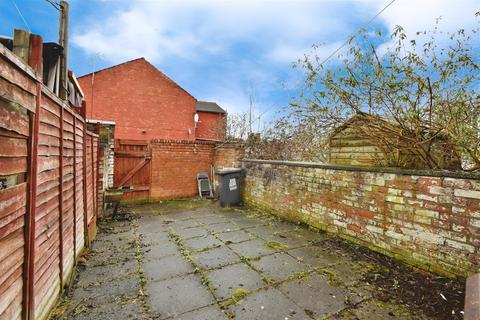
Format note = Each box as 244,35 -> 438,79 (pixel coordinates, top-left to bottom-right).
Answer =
61,110 -> 75,283
1,41 -> 102,320
74,118 -> 85,256
34,93 -> 61,320
0,115 -> 28,320
0,43 -> 36,320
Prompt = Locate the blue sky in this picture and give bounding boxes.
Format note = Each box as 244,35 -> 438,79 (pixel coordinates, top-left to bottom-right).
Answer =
1,0 -> 479,128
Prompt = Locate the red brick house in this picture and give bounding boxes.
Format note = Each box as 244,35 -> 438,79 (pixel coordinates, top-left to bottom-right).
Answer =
78,58 -> 226,141
195,101 -> 226,141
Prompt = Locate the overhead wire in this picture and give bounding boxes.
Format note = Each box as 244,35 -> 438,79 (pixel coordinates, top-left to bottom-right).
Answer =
318,0 -> 398,67
45,0 -> 61,11
11,0 -> 31,32
252,0 -> 399,126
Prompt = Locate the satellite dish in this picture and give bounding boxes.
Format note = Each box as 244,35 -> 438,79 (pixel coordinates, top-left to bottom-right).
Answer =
194,113 -> 199,123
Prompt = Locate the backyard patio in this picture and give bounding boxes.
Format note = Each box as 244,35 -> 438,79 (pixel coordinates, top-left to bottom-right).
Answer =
51,200 -> 465,320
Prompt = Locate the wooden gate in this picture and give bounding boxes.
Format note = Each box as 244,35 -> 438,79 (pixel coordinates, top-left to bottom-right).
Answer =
114,139 -> 151,200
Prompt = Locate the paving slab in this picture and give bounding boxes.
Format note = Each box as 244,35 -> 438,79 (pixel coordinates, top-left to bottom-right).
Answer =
169,218 -> 205,230
232,218 -> 263,229
92,230 -> 135,249
71,275 -> 140,306
278,273 -> 352,319
88,245 -> 137,267
207,222 -> 240,233
291,227 -> 329,242
250,252 -> 309,282
207,263 -> 264,300
195,215 -> 230,225
231,287 -> 311,320
270,233 -> 311,249
228,239 -> 276,259
246,225 -> 285,241
172,304 -> 229,320
146,274 -> 215,319
69,300 -> 146,320
287,245 -> 338,269
183,235 -> 223,252
143,241 -> 180,260
174,226 -> 209,239
265,220 -> 302,233
138,221 -> 168,235
216,230 -> 253,244
192,245 -> 241,270
144,254 -> 194,281
141,230 -> 172,246
163,211 -> 200,221
76,260 -> 138,287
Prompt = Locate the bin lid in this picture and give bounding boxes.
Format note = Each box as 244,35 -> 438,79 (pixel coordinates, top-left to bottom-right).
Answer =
217,168 -> 243,175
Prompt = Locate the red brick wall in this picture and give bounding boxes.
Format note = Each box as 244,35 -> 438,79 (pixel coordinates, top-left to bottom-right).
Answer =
149,140 -> 245,200
243,160 -> 480,277
150,140 -> 216,199
196,111 -> 225,141
78,58 -> 197,141
214,143 -> 245,169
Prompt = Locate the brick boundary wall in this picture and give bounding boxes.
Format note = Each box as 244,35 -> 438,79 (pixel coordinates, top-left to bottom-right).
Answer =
148,140 -> 245,200
150,140 -> 215,199
242,159 -> 480,277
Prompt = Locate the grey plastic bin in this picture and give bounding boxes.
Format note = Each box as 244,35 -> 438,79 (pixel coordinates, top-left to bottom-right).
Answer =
217,168 -> 243,206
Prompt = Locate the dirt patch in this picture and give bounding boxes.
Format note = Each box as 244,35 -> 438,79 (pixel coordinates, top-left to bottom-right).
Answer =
319,238 -> 465,320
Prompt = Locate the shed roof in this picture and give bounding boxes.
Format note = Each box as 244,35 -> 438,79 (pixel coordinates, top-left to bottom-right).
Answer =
196,101 -> 226,114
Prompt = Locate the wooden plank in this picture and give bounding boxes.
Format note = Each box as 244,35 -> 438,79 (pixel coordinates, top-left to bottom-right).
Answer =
0,136 -> 27,157
117,158 -> 149,187
0,183 -> 26,217
117,139 -> 148,146
0,46 -> 37,95
0,157 -> 27,175
0,98 -> 30,136
0,274 -> 22,316
114,151 -> 150,158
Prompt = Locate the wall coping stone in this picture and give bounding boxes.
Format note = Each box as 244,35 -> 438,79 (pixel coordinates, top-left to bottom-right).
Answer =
241,159 -> 480,180
151,139 -> 217,145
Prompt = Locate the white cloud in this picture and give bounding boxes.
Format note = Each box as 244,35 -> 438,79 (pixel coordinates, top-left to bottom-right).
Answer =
376,0 -> 479,34
72,0 -> 479,125
72,0 -> 366,64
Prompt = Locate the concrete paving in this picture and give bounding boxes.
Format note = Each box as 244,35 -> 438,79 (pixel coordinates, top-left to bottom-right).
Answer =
53,201 -> 434,320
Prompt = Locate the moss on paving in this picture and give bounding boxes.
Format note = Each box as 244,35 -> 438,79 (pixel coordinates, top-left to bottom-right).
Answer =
230,288 -> 251,304
264,240 -> 289,251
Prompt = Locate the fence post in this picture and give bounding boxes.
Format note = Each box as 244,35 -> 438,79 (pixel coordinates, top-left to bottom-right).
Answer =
72,117 -> 77,264
23,83 -> 41,320
58,104 -> 64,289
91,137 -> 96,219
82,128 -> 89,248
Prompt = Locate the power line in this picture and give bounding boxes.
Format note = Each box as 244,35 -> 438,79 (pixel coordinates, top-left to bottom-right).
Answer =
250,0 -> 398,124
45,0 -> 61,11
11,0 -> 31,32
318,0 -> 398,66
